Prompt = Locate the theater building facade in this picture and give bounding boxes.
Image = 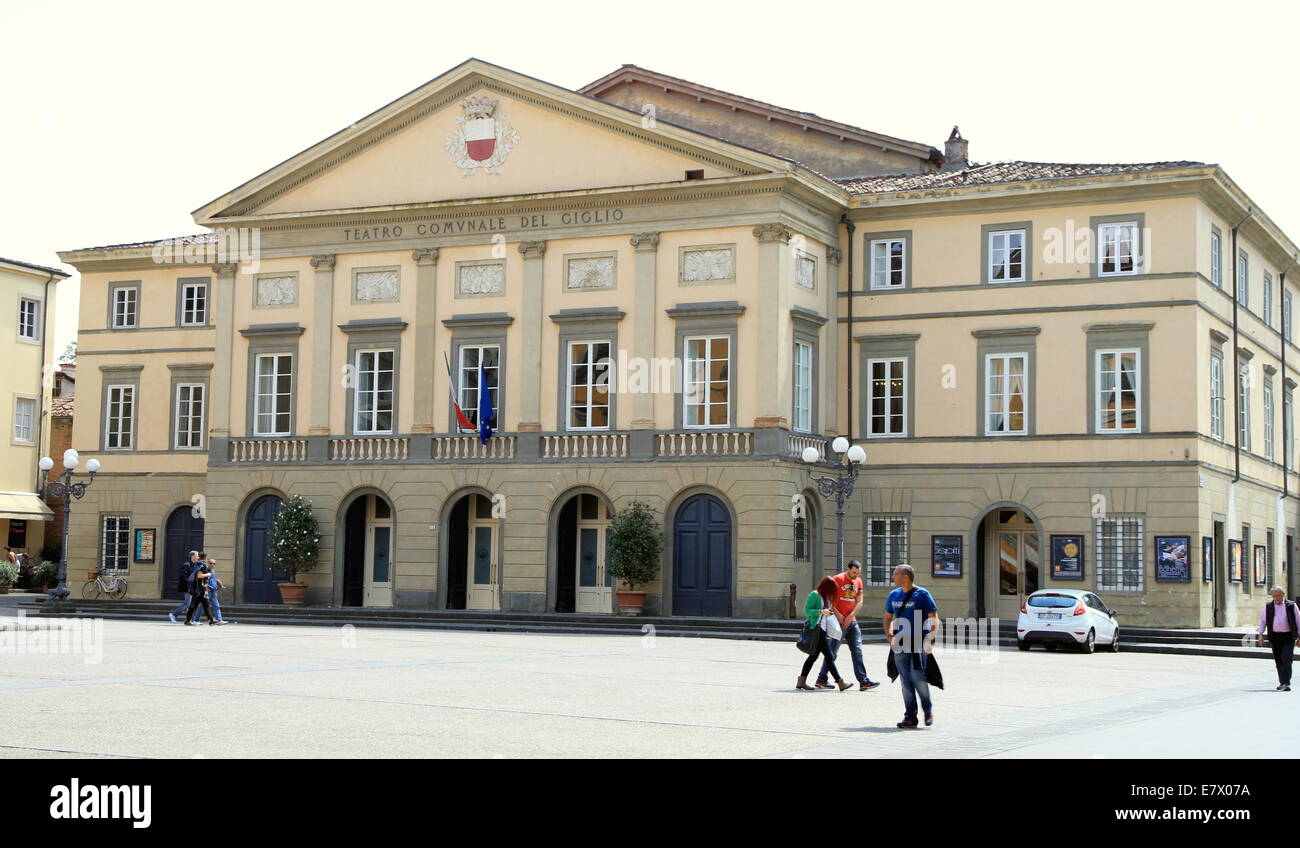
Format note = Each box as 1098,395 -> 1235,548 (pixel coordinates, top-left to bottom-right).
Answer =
59,60 -> 1300,627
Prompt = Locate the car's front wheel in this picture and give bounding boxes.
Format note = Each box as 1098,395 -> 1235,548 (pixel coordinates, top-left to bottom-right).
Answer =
1082,629 -> 1096,654
1017,639 -> 1031,651
1109,629 -> 1120,652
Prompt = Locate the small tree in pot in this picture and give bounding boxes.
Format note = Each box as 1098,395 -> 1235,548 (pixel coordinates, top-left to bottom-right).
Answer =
605,500 -> 663,616
0,559 -> 18,594
267,495 -> 321,606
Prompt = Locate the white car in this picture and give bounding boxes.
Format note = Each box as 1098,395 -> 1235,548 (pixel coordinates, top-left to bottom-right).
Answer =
1016,589 -> 1119,653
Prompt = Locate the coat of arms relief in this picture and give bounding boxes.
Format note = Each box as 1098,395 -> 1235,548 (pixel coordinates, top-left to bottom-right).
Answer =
444,95 -> 520,176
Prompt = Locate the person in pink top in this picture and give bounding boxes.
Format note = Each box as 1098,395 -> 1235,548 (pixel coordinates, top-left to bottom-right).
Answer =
1256,586 -> 1300,691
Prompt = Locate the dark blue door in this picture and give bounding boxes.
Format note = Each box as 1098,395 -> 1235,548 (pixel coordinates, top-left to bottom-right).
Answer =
243,495 -> 284,604
672,494 -> 732,617
164,507 -> 204,600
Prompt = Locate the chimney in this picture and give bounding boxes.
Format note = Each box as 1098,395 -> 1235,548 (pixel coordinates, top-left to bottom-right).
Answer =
942,126 -> 968,171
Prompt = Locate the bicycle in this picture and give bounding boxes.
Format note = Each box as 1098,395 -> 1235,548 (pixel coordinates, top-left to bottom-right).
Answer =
82,571 -> 128,600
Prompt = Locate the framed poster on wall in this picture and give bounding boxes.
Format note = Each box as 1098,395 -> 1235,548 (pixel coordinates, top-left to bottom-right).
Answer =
1050,535 -> 1085,580
1254,545 -> 1267,586
1229,539 -> 1244,583
931,535 -> 962,578
1202,536 -> 1213,583
1155,536 -> 1191,582
133,528 -> 156,564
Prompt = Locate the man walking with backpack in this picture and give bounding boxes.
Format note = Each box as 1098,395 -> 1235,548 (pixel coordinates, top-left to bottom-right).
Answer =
1257,586 -> 1300,691
169,551 -> 201,623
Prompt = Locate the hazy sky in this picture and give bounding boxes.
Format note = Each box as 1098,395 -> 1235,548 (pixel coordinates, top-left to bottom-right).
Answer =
3,0 -> 1298,355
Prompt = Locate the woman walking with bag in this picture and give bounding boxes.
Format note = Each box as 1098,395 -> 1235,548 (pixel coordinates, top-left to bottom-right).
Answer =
797,576 -> 852,691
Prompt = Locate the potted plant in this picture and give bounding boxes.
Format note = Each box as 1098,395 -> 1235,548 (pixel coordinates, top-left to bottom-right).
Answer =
0,559 -> 18,594
32,560 -> 60,592
266,494 -> 321,606
605,500 -> 663,616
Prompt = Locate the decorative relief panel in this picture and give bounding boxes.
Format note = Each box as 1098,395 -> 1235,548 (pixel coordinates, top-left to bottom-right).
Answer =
354,269 -> 399,303
255,275 -> 297,308
796,255 -> 816,290
457,262 -> 505,297
681,246 -> 735,284
566,256 -> 615,290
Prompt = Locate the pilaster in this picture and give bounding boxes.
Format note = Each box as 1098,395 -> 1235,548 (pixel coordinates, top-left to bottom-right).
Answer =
308,254 -> 336,436
411,247 -> 440,434
517,240 -> 547,431
208,262 -> 238,440
752,223 -> 793,428
629,232 -> 660,429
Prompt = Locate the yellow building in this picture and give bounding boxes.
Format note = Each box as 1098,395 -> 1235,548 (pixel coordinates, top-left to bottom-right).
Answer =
0,257 -> 67,558
57,60 -> 1300,627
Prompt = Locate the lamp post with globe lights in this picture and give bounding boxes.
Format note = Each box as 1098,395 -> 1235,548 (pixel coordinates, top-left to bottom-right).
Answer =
38,449 -> 100,601
801,436 -> 866,574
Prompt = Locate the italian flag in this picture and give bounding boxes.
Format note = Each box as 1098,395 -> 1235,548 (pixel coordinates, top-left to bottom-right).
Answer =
445,352 -> 475,430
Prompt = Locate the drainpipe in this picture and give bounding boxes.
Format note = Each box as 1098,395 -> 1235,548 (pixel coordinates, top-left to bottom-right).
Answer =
1232,208 -> 1254,483
33,272 -> 56,496
841,215 -> 855,440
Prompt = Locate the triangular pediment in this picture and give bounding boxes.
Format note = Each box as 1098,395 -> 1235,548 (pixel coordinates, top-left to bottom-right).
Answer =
194,59 -> 787,223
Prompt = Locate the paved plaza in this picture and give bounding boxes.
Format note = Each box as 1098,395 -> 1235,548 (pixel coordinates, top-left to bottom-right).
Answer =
0,596 -> 1292,759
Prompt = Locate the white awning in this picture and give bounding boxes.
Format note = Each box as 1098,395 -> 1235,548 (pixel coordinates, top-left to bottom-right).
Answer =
0,492 -> 55,522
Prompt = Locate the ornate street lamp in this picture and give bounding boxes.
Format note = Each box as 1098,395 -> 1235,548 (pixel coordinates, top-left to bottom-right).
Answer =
801,436 -> 866,574
38,449 -> 100,601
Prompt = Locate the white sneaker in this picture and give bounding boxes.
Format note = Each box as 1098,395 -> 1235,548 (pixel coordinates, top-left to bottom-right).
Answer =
168,613 -> 176,623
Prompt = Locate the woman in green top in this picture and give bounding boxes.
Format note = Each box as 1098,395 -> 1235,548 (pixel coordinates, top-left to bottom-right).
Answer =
798,576 -> 851,691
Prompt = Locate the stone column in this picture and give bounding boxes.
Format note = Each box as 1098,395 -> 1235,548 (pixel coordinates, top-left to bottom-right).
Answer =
824,245 -> 842,435
308,254 -> 336,436
517,240 -> 546,432
629,232 -> 660,429
208,262 -> 238,445
410,247 -> 440,435
752,223 -> 792,428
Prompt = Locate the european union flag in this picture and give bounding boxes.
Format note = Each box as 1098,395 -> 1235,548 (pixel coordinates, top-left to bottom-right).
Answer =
477,360 -> 495,445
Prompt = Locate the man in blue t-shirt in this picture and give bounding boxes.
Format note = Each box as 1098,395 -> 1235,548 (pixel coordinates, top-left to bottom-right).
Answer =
883,564 -> 939,729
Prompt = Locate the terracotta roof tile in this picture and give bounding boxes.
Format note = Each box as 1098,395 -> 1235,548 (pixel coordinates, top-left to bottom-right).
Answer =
51,397 -> 74,418
837,160 -> 1205,194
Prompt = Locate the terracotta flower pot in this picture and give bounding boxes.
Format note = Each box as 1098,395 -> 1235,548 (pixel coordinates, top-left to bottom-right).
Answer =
277,583 -> 308,606
0,585 -> 9,595
614,590 -> 646,616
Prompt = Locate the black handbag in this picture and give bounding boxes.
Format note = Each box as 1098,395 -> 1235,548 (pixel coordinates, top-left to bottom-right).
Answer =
796,622 -> 822,655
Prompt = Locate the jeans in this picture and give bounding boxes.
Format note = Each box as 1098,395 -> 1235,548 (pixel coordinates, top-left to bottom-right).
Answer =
817,620 -> 869,685
898,652 -> 932,721
1268,632 -> 1296,686
170,593 -> 194,620
210,590 -> 223,622
185,591 -> 216,624
800,628 -> 842,682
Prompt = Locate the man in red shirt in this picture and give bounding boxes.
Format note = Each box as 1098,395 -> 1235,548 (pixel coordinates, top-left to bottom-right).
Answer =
815,560 -> 881,691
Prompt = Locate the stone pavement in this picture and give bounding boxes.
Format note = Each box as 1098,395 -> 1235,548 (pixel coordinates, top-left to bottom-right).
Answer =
0,607 -> 1288,759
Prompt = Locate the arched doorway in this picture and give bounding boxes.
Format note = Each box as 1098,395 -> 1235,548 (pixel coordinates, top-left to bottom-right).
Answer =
672,493 -> 733,617
976,506 -> 1042,619
341,493 -> 394,608
243,493 -> 284,604
794,490 -> 821,600
553,492 -> 612,614
163,506 -> 204,600
444,492 -> 500,610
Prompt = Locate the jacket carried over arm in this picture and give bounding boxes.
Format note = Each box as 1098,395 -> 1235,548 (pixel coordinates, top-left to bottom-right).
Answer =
804,591 -> 824,629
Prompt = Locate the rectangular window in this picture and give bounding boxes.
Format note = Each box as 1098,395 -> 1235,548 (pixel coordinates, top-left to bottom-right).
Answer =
1211,229 -> 1222,287
458,344 -> 500,432
794,515 -> 809,562
1265,380 -> 1275,460
867,358 -> 906,437
112,286 -> 138,328
174,384 -> 206,449
985,353 -> 1028,435
864,515 -> 908,588
1095,515 -> 1144,592
18,298 -> 38,340
253,354 -> 293,436
683,335 -> 729,428
1210,352 -> 1224,441
1238,252 -> 1249,308
353,349 -> 395,435
1097,349 -> 1140,432
13,397 -> 35,443
181,282 -> 208,326
792,341 -> 813,433
987,229 -> 1026,282
567,340 -> 611,430
1264,274 -> 1273,326
1098,222 -> 1139,276
104,385 -> 134,449
101,515 -> 131,573
869,238 -> 907,289
1239,365 -> 1251,451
